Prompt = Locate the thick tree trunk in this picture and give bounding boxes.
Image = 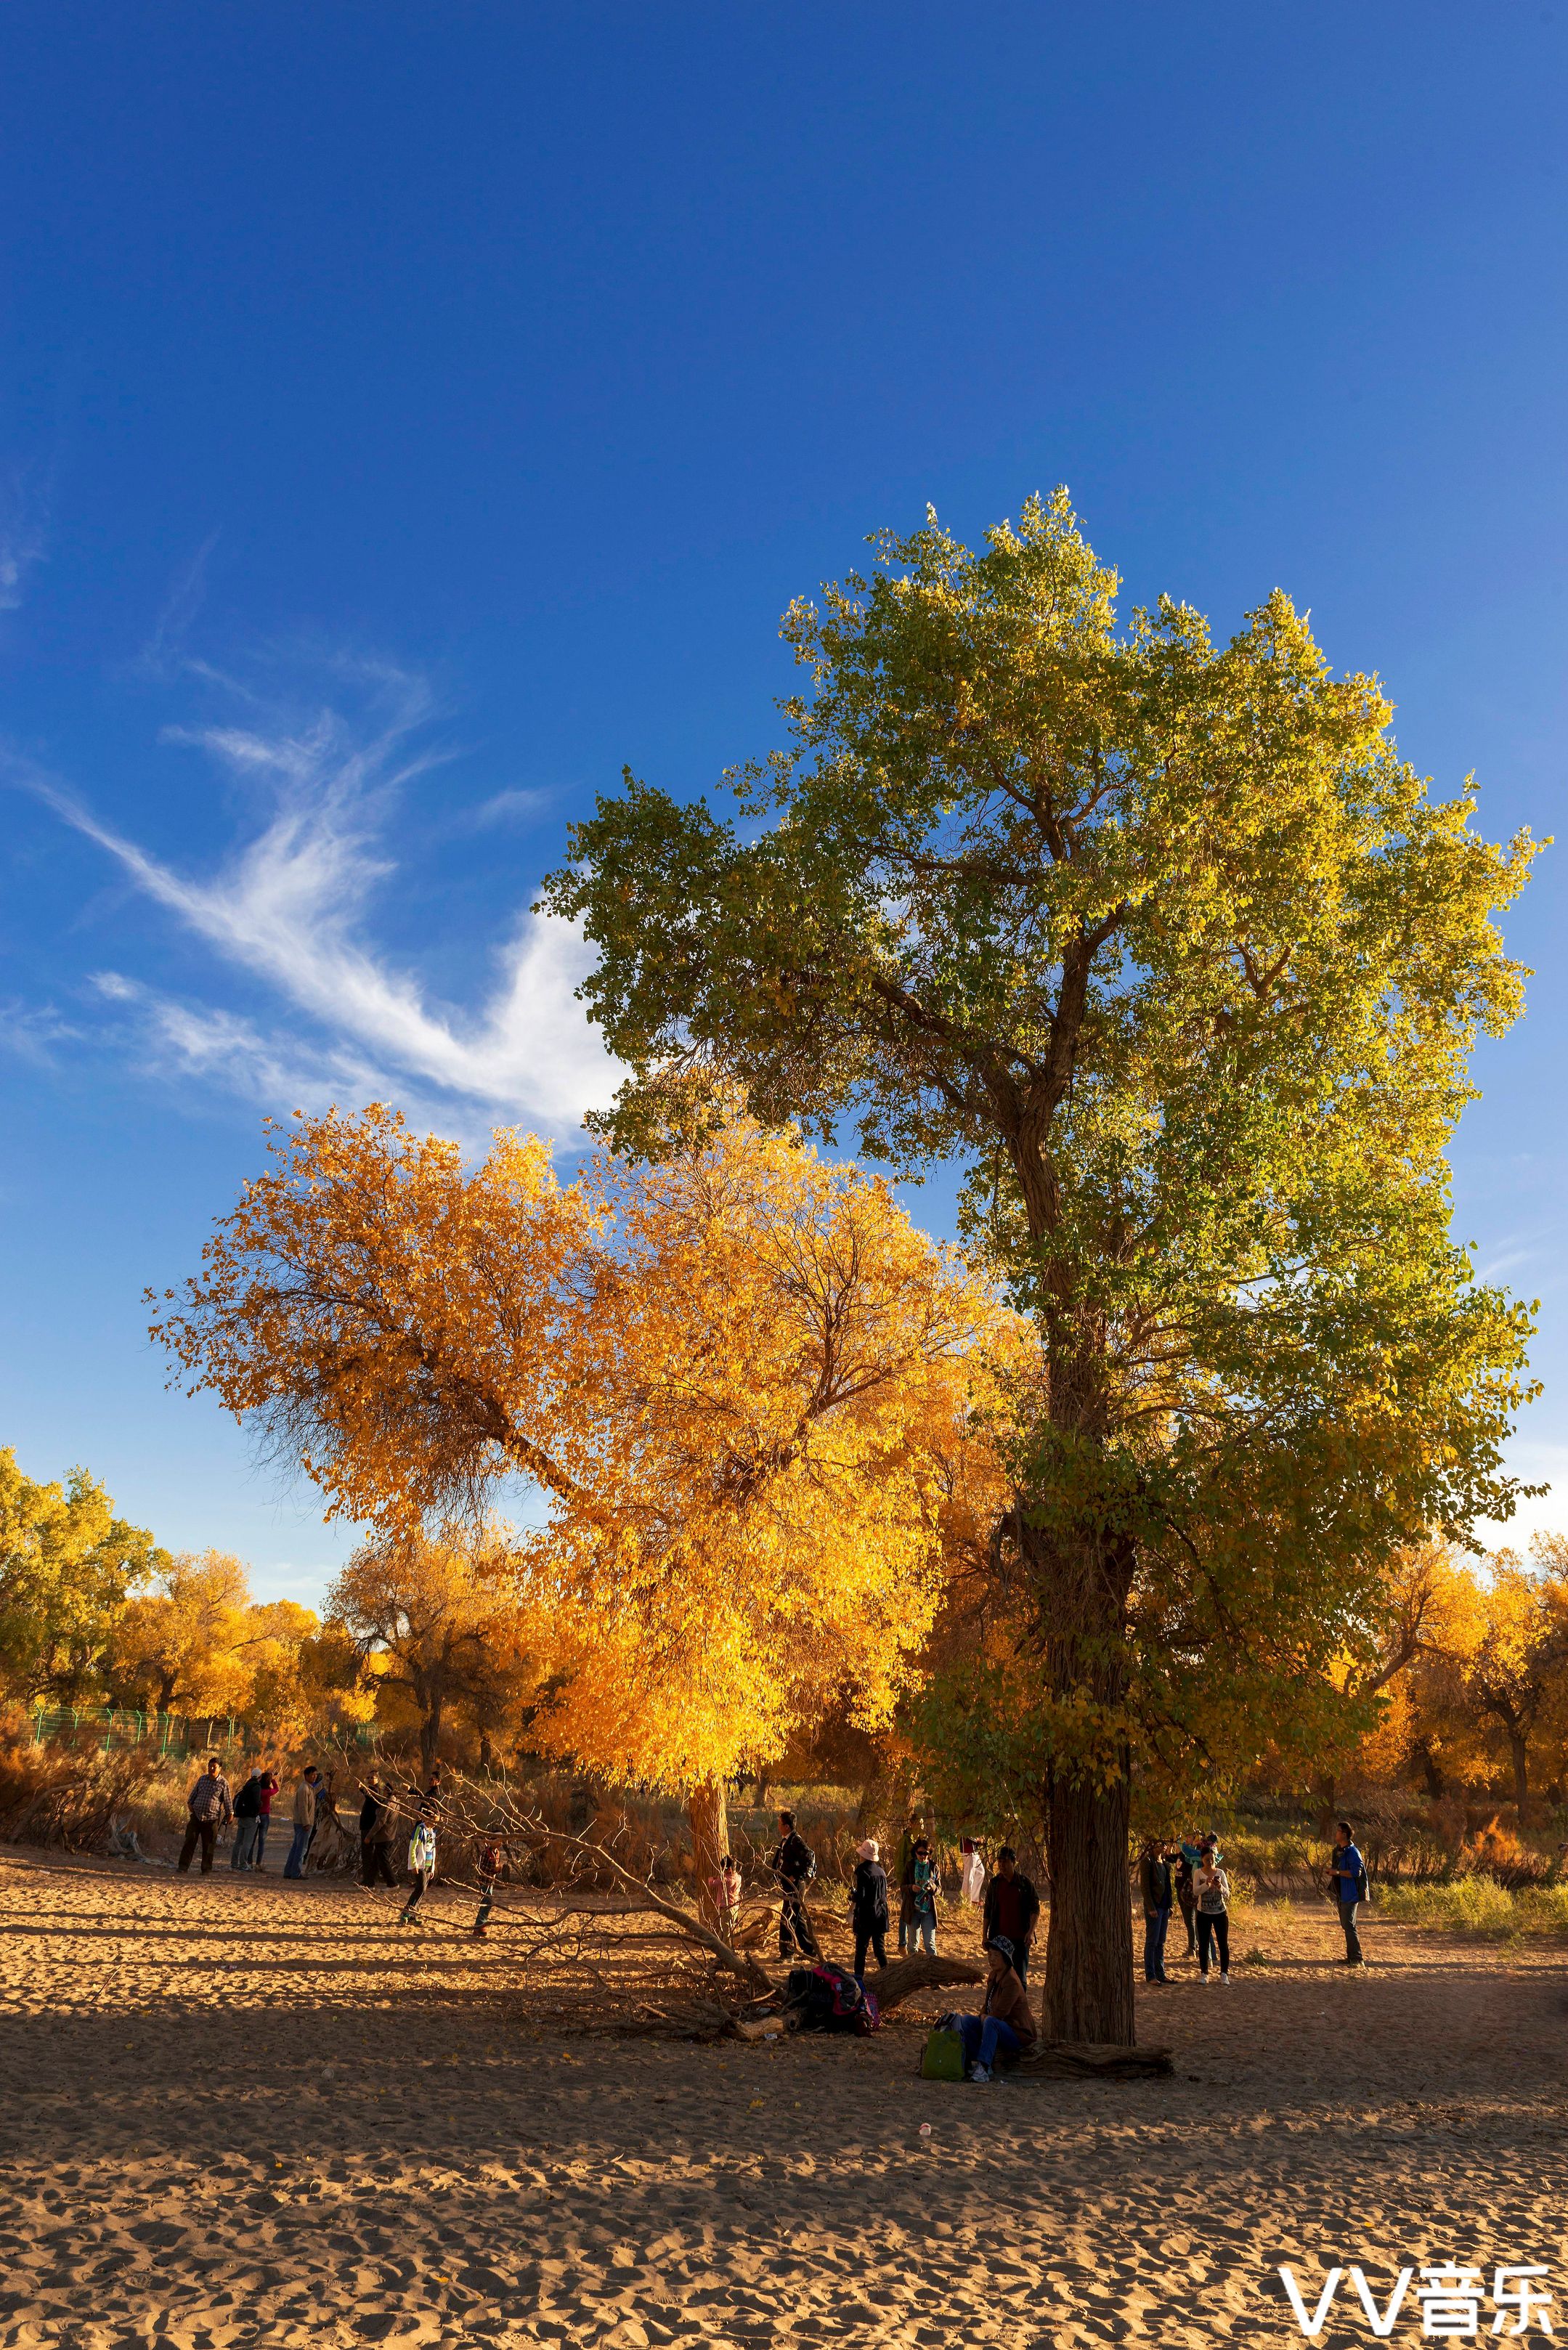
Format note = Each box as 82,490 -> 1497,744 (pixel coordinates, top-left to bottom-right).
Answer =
419,1697 -> 442,1778
1023,1505 -> 1138,2048
689,1778 -> 731,1931
1044,1768 -> 1134,2045
1510,1733 -> 1530,1827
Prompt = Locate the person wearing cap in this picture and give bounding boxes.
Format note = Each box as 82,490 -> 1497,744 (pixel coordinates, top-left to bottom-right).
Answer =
950,1936 -> 1038,2082
849,1838 -> 890,1979
980,1847 -> 1041,1985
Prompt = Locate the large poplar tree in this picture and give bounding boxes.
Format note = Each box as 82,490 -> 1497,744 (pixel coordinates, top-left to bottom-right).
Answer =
543,492 -> 1539,2043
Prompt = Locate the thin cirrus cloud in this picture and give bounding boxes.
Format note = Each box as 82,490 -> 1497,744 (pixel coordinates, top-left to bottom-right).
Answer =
22,662 -> 625,1141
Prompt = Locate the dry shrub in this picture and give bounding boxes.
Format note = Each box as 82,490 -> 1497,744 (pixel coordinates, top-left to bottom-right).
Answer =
0,1709 -> 163,1852
1459,1815 -> 1552,1890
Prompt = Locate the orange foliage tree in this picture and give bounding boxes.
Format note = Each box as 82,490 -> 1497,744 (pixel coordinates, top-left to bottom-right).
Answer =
152,1106 -> 1005,1911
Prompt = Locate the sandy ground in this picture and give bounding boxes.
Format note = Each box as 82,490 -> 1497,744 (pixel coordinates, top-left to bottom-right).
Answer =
2,1852 -> 1567,2349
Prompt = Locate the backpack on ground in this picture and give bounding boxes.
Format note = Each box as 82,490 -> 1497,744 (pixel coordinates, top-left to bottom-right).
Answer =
919,2028 -> 966,2081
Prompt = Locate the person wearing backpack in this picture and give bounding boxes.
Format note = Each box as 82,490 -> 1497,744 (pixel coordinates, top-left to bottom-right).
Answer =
230,1768 -> 264,1871
1330,1818 -> 1368,1964
771,1810 -> 819,1959
849,1838 -> 890,1979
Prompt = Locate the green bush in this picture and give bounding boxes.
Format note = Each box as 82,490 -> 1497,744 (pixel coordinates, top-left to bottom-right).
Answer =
1376,1877 -> 1568,1938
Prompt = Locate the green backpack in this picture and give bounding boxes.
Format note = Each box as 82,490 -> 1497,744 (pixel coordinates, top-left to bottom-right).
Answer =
919,2028 -> 966,2081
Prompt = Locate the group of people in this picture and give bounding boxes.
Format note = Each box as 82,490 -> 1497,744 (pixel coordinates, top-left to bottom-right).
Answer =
1138,1818 -> 1368,1983
177,1757 -> 479,1930
182,1763 -> 1371,1999
178,1755 -> 338,1881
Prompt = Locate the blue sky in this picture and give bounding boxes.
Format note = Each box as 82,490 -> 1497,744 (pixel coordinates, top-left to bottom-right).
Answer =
2,7 -> 1564,1605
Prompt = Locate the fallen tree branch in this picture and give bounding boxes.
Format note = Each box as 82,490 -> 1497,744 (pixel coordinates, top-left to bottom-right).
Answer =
867,1953 -> 984,2013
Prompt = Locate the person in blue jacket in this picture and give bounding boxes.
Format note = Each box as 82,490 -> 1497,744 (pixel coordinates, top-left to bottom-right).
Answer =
1329,1819 -> 1367,1964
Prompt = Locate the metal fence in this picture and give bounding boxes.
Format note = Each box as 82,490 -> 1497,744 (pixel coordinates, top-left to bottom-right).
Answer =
28,1707 -> 374,1755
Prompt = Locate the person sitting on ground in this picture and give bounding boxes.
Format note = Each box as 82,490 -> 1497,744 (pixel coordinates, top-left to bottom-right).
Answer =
1194,1845 -> 1232,1983
903,1835 -> 940,1956
771,1810 -> 819,1959
1329,1818 -> 1368,1966
850,1838 -> 890,1978
283,1765 -> 320,1880
949,1935 -> 1038,2082
179,1757 -> 232,1876
980,1846 -> 1041,1984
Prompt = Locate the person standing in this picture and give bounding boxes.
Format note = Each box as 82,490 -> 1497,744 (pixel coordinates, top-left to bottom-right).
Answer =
1139,1836 -> 1174,1984
980,1848 -> 1041,1985
708,1853 -> 742,1938
895,1810 -> 922,1953
849,1838 -> 890,1979
472,1831 -> 505,1938
283,1765 -> 320,1879
950,1936 -> 1038,2083
178,1757 -> 232,1874
229,1768 -> 264,1871
358,1776 -> 398,1887
253,1769 -> 279,1868
903,1836 -> 939,1957
399,1778 -> 443,1927
1173,1842 -> 1197,1957
1194,1847 -> 1232,1983
771,1810 -> 819,1959
1329,1819 -> 1367,1965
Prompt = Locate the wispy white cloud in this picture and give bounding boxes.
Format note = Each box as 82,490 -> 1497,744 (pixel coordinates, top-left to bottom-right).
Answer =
0,999 -> 81,1065
19,659 -> 624,1140
0,479 -> 47,613
131,533 -> 220,678
466,786 -> 553,830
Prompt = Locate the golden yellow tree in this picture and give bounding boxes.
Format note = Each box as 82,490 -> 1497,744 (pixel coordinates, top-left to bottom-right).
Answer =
153,1105 -> 1004,1909
326,1523 -> 544,1774
1461,1547 -> 1568,1824
109,1549 -> 256,1718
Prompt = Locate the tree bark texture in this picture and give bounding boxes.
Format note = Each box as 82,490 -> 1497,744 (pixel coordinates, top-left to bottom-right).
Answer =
1025,1513 -> 1138,2047
688,1778 -> 731,1932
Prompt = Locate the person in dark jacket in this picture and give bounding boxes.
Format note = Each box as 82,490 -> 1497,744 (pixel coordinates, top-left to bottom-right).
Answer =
358,1776 -> 398,1887
980,1848 -> 1041,1985
230,1768 -> 264,1871
1138,1836 -> 1174,1983
849,1837 -> 890,1978
1173,1844 -> 1197,1956
771,1810 -> 819,1959
178,1758 -> 232,1874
